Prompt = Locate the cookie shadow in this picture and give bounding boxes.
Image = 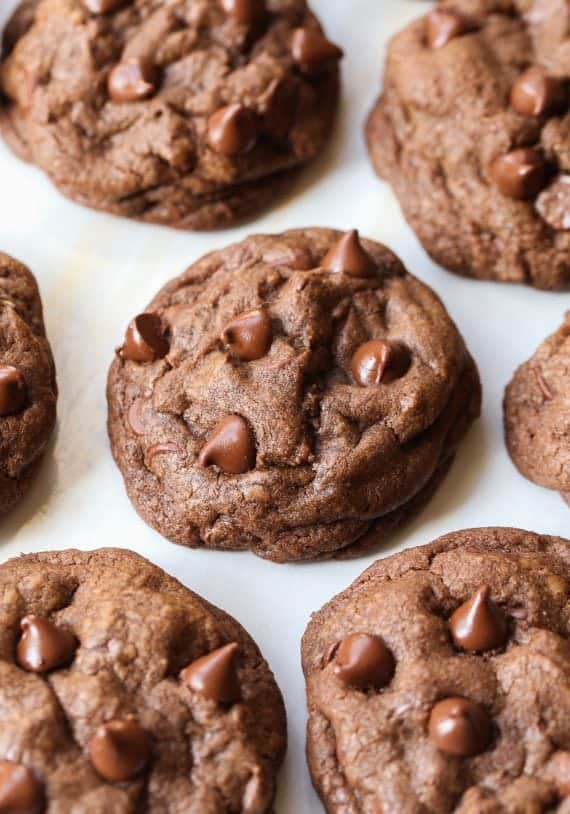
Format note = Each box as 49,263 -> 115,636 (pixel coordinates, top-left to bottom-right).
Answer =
0,423 -> 59,544
386,417 -> 491,553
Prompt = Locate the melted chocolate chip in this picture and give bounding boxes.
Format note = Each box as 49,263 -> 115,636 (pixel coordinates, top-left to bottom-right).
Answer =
83,0 -> 129,13
89,720 -> 152,783
426,9 -> 471,49
16,615 -> 78,673
220,0 -> 265,25
510,66 -> 565,117
449,587 -> 507,652
108,58 -> 160,103
490,147 -> 550,200
221,308 -> 272,361
207,105 -> 259,156
127,399 -> 147,435
0,761 -> 43,814
0,365 -> 27,417
291,28 -> 343,75
351,340 -> 410,386
180,642 -> 241,704
428,697 -> 491,757
198,415 -> 256,474
321,231 -> 377,278
122,314 -> 169,363
333,633 -> 395,691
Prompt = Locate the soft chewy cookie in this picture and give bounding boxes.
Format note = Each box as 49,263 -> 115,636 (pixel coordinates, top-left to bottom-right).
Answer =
107,227 -> 481,562
0,253 -> 56,517
0,0 -> 341,230
504,314 -> 570,498
0,547 -> 286,812
366,0 -> 570,290
302,527 -> 570,813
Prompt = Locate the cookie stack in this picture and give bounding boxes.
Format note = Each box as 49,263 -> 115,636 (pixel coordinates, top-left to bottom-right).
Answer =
0,0 -> 568,812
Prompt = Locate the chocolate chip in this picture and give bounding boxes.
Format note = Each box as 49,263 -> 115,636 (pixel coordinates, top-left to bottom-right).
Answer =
321,231 -> 377,278
490,147 -> 550,200
221,308 -> 272,361
0,761 -> 43,814
333,633 -> 395,691
127,399 -> 146,435
121,314 -> 169,363
108,58 -> 160,103
351,340 -> 410,387
428,698 -> 491,757
16,615 -> 78,673
0,365 -> 27,417
207,105 -> 259,156
291,28 -> 343,75
89,719 -> 152,783
82,0 -> 129,13
426,9 -> 471,49
510,66 -> 566,117
198,415 -> 256,474
263,77 -> 299,142
449,587 -> 507,652
220,0 -> 265,25
180,642 -> 241,704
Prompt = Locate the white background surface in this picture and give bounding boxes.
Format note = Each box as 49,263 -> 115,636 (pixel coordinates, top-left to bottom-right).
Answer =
0,1 -> 568,810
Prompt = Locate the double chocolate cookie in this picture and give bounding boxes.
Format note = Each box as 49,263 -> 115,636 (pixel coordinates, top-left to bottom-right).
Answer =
0,253 -> 56,517
504,314 -> 570,499
0,547 -> 286,811
366,0 -> 570,290
303,527 -> 570,813
0,0 -> 341,230
107,228 -> 481,562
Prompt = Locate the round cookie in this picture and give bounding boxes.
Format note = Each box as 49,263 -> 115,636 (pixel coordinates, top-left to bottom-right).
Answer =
504,314 -> 570,496
302,527 -> 570,813
0,547 -> 286,811
366,0 -> 570,290
0,0 -> 341,230
0,252 -> 56,517
107,227 -> 481,562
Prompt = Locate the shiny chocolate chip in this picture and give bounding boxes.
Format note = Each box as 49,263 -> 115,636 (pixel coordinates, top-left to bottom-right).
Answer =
490,147 -> 550,200
89,719 -> 152,782
108,58 -> 160,103
220,0 -> 265,25
198,415 -> 256,474
510,66 -> 565,117
207,105 -> 259,156
428,697 -> 491,757
180,642 -> 241,704
122,314 -> 168,363
321,231 -> 377,278
333,633 -> 395,691
426,9 -> 471,49
291,28 -> 343,75
221,308 -> 272,361
449,586 -> 507,652
0,365 -> 27,417
352,340 -> 410,386
0,761 -> 43,814
16,615 -> 78,673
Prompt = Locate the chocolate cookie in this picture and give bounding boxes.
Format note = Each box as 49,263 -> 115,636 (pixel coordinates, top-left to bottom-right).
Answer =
366,0 -> 570,290
302,527 -> 570,813
0,252 -> 56,517
107,227 -> 481,562
0,0 -> 341,230
504,314 -> 570,498
0,547 -> 286,811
